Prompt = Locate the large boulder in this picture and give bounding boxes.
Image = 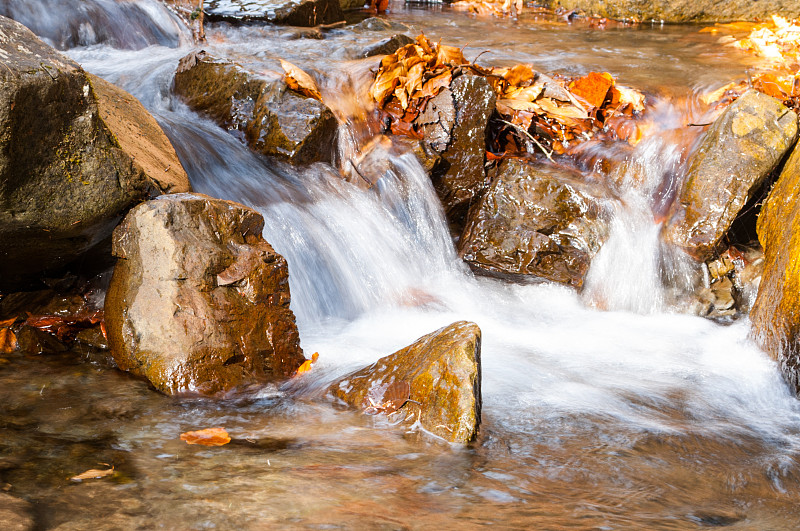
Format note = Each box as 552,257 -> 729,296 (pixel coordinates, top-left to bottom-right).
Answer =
750,143 -> 800,394
414,74 -> 496,224
104,193 -> 305,396
330,321 -> 482,444
173,51 -> 337,165
0,16 -> 190,290
662,90 -> 797,261
204,0 -> 344,26
459,159 -> 610,288
546,0 -> 800,23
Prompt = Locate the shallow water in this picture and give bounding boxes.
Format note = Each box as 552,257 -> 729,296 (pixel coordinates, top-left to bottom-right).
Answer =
3,1 -> 800,528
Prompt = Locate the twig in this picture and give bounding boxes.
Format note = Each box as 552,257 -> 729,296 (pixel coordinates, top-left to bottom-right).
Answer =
498,119 -> 554,162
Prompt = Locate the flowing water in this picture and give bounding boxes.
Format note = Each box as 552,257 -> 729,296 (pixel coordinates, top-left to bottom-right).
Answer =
3,1 -> 800,528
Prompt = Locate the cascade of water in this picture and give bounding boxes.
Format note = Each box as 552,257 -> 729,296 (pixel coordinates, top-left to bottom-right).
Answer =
0,0 -> 188,50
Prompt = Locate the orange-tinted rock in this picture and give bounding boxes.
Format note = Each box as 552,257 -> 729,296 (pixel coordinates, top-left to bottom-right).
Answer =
105,193 -> 305,395
459,159 -> 610,288
750,141 -> 800,394
330,321 -> 482,443
548,0 -> 800,23
662,90 -> 797,261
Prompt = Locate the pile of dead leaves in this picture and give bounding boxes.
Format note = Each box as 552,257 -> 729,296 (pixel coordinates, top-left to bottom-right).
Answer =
368,34 -> 647,158
370,34 -> 469,139
451,0 -> 524,18
703,16 -> 800,112
489,66 -> 646,157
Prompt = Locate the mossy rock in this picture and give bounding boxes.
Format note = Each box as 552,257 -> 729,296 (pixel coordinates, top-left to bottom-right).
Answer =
330,321 -> 482,444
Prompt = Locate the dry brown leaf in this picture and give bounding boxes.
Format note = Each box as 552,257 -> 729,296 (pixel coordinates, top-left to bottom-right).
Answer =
436,44 -> 466,67
70,464 -> 114,482
419,70 -> 452,99
614,85 -> 646,113
497,98 -> 541,112
537,97 -> 589,120
280,59 -> 322,102
0,327 -> 17,354
180,427 -> 231,446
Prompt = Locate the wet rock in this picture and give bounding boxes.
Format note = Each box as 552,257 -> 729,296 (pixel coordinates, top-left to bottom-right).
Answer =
205,0 -> 344,26
354,17 -> 410,32
0,493 -> 34,531
104,193 -> 305,396
16,326 -> 70,355
361,34 -> 415,58
330,321 -> 482,443
459,159 -> 610,288
74,326 -> 109,351
340,0 -> 365,9
0,16 -> 190,291
751,141 -> 800,394
547,0 -> 800,23
414,73 -> 496,224
173,51 -> 337,165
662,90 -> 797,261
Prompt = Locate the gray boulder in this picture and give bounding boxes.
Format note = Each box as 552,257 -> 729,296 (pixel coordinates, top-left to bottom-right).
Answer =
173,51 -> 337,165
0,16 -> 190,290
459,159 -> 610,288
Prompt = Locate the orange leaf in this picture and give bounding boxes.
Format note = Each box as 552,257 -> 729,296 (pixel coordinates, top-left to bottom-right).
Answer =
180,427 -> 231,446
279,59 -> 323,102
0,317 -> 15,328
569,71 -> 615,109
295,352 -> 320,375
435,44 -> 466,68
70,464 -> 114,482
0,327 -> 17,354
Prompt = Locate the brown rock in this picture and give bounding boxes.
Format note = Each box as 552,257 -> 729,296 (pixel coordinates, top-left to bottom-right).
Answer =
330,321 -> 482,444
173,51 -> 337,165
105,193 -> 305,395
546,0 -> 800,23
204,0 -> 344,27
0,16 -> 190,290
0,493 -> 34,531
459,159 -> 610,288
751,141 -> 800,394
414,73 -> 496,225
361,34 -> 415,58
662,90 -> 797,261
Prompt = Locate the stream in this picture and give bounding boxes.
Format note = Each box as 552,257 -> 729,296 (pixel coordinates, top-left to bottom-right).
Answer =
3,1 -> 800,528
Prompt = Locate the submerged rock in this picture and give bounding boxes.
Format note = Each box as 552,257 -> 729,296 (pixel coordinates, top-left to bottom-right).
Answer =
361,34 -> 415,58
751,142 -> 800,394
105,193 -> 305,396
0,16 -> 190,290
205,0 -> 344,26
546,0 -> 800,23
173,51 -> 337,165
459,159 -> 610,288
662,90 -> 797,261
0,493 -> 34,531
414,73 -> 496,224
330,321 -> 482,444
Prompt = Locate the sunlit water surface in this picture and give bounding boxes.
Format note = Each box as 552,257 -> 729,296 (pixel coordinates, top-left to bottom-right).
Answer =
2,1 -> 800,528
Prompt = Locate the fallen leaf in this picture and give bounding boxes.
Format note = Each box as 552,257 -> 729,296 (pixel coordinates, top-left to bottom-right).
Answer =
569,71 -> 614,109
0,327 -> 17,354
70,464 -> 114,482
280,59 -> 323,102
295,352 -> 320,375
180,427 -> 231,446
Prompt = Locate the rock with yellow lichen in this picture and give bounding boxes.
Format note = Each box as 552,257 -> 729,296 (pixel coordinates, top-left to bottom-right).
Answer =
751,141 -> 800,394
330,321 -> 482,444
662,90 -> 797,261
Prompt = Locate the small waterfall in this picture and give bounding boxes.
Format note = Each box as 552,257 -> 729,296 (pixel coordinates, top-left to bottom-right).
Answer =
582,100 -> 701,313
0,0 -> 189,50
